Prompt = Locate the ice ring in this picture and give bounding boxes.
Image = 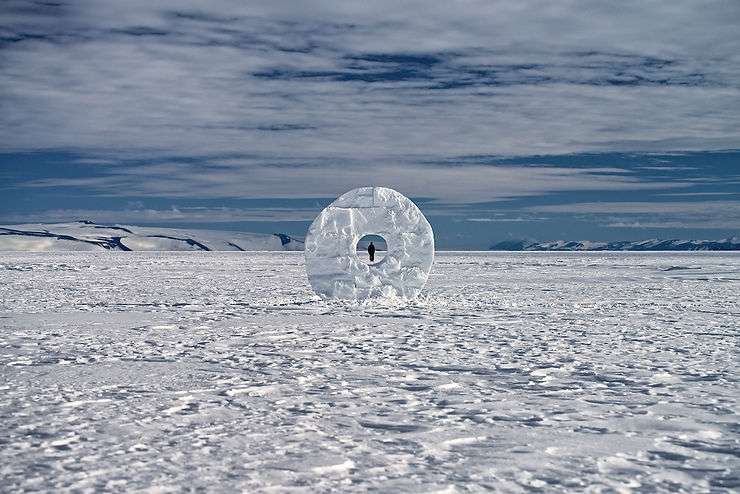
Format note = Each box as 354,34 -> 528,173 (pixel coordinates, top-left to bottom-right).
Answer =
304,186 -> 435,300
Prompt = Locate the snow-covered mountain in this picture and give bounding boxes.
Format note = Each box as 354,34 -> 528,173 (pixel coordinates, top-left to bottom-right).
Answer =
489,238 -> 740,251
0,221 -> 304,252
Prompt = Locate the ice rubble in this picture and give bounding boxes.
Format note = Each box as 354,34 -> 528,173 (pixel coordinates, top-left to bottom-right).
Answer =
304,187 -> 434,299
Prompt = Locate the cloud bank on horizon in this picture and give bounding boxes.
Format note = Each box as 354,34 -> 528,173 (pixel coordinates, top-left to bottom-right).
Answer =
1,0 -> 739,247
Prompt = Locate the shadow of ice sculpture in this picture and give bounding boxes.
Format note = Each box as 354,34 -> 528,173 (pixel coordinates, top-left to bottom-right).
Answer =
305,187 -> 435,300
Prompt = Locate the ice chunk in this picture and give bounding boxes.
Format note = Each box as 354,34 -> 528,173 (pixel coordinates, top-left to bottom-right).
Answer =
305,187 -> 434,300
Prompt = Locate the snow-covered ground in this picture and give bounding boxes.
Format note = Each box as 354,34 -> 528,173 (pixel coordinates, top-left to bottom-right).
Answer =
1,252 -> 738,492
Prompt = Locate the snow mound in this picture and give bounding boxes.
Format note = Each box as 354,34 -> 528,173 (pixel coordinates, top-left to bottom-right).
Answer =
304,187 -> 434,300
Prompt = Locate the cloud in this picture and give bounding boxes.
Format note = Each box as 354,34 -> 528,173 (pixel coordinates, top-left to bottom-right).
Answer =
529,200 -> 740,214
531,200 -> 740,231
21,161 -> 685,203
3,0 -> 739,243
0,206 -> 319,224
1,0 -> 739,165
465,217 -> 547,222
605,220 -> 740,229
657,192 -> 737,197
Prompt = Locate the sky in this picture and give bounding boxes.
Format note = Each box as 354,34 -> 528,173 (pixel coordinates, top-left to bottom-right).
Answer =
1,0 -> 739,249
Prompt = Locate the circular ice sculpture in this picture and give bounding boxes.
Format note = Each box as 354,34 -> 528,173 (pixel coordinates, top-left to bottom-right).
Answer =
305,187 -> 434,300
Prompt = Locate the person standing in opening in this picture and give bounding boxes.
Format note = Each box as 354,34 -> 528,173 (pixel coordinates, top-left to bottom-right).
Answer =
368,241 -> 376,262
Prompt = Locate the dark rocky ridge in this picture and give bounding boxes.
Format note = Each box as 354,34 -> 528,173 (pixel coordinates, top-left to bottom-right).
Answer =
490,238 -> 740,251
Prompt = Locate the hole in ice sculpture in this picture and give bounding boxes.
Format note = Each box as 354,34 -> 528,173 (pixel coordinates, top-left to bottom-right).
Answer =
356,234 -> 387,265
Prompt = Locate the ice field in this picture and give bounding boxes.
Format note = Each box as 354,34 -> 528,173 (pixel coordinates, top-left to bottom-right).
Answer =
1,252 -> 738,492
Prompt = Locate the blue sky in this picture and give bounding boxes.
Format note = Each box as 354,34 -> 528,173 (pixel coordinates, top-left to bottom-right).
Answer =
1,0 -> 739,248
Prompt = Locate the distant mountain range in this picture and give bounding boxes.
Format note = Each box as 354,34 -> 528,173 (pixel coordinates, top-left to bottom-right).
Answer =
2,221 -> 737,252
0,221 -> 304,252
489,238 -> 740,251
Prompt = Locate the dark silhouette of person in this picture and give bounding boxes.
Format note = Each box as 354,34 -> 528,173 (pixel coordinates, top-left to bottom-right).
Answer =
368,241 -> 376,262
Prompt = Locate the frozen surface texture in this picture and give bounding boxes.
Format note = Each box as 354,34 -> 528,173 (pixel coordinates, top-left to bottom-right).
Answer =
1,252 -> 739,492
305,187 -> 434,300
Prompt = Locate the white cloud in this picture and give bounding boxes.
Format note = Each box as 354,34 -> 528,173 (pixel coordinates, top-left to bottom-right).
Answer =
529,200 -> 740,214
657,192 -> 737,197
1,0 -> 739,163
466,217 -> 546,222
0,206 -> 319,224
22,163 -> 684,203
605,220 -> 740,229
2,0 -> 739,209
531,201 -> 740,231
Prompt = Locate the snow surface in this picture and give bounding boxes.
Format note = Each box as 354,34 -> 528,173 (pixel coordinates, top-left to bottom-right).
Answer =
0,222 -> 303,252
1,252 -> 739,492
305,187 -> 434,299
